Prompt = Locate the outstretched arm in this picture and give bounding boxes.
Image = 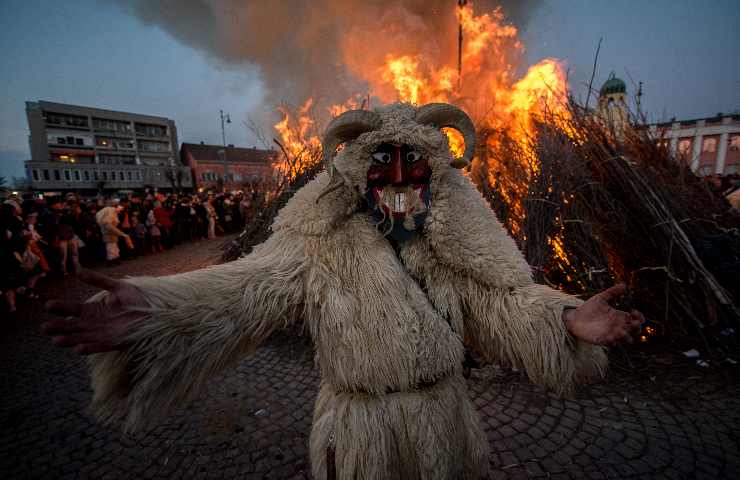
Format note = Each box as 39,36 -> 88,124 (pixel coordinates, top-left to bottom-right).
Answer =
42,230 -> 306,431
425,170 -> 644,395
462,281 -> 643,395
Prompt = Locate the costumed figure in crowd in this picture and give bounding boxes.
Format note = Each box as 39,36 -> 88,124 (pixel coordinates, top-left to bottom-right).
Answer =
95,203 -> 133,266
44,102 -> 643,479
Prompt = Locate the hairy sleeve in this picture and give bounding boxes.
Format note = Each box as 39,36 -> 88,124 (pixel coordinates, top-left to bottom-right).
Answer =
423,170 -> 606,395
87,230 -> 306,431
461,281 -> 607,396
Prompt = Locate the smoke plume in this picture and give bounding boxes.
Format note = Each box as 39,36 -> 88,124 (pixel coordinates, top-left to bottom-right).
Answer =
110,0 -> 542,115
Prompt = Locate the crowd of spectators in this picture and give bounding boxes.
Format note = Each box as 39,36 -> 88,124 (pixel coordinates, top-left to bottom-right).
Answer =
1,190 -> 262,316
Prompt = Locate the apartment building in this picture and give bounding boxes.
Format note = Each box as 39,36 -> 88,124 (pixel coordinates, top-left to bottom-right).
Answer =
24,100 -> 192,193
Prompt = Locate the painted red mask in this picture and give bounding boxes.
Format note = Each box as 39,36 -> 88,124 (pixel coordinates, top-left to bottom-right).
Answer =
366,143 -> 432,239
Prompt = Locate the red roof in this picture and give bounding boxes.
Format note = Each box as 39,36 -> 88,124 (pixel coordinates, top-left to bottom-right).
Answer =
181,143 -> 276,165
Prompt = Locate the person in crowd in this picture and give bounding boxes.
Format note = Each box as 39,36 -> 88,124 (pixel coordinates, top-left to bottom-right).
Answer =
155,199 -> 174,248
51,199 -> 80,275
25,212 -> 50,273
131,213 -> 148,257
147,204 -> 164,253
173,196 -> 191,244
231,192 -> 244,230
163,194 -> 175,243
1,199 -> 44,313
205,195 -> 218,239
129,194 -> 145,222
240,193 -> 254,228
79,202 -> 103,264
117,198 -> 135,260
193,196 -> 208,240
222,195 -> 235,233
96,202 -> 133,267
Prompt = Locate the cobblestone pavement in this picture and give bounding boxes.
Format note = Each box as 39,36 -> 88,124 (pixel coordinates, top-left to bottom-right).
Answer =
2,236 -> 739,479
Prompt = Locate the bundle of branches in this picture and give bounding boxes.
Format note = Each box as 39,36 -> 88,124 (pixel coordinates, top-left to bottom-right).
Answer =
476,105 -> 740,351
222,139 -> 323,262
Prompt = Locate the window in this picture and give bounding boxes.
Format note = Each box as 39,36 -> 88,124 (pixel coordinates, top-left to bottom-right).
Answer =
32,169 -> 39,181
678,139 -> 691,154
43,169 -> 50,180
730,136 -> 740,151
119,171 -> 125,181
66,136 -> 74,144
84,171 -> 90,181
102,171 -> 108,181
57,137 -> 66,144
135,123 -> 167,137
54,170 -> 61,181
74,170 -> 81,181
127,171 -> 133,181
75,138 -> 84,146
93,170 -> 99,181
703,138 -> 717,153
64,170 -> 71,181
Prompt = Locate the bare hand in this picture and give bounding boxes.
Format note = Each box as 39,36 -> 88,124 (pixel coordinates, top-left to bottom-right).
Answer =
42,270 -> 146,355
564,283 -> 645,346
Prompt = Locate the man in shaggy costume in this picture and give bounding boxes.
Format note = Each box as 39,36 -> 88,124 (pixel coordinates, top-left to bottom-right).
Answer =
44,102 -> 644,479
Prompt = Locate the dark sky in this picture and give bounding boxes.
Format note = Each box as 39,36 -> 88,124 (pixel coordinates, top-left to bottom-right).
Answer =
1,0 -> 738,180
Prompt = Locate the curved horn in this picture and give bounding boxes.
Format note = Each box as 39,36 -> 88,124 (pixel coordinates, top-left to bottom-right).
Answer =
322,109 -> 382,166
416,103 -> 476,168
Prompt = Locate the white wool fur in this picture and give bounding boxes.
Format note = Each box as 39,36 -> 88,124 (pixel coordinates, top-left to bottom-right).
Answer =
86,103 -> 606,479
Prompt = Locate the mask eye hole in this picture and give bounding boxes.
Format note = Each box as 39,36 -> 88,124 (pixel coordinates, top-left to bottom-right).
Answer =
372,152 -> 391,164
406,151 -> 421,163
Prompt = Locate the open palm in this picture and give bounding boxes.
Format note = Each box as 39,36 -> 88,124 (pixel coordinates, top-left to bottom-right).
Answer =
564,283 -> 645,346
42,270 -> 146,355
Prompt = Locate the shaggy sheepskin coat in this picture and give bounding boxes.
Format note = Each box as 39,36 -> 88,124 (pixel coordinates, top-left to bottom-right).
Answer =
87,103 -> 607,479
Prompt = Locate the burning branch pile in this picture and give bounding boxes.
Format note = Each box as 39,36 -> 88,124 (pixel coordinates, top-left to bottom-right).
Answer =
223,2 -> 739,349
479,106 -> 740,348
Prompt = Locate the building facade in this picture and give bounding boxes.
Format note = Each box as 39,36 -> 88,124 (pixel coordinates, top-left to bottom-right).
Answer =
24,100 -> 193,193
649,115 -> 740,176
180,142 -> 276,192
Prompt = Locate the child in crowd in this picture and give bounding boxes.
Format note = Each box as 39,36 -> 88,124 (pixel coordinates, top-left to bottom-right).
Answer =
131,214 -> 148,257
25,212 -> 50,273
146,208 -> 163,253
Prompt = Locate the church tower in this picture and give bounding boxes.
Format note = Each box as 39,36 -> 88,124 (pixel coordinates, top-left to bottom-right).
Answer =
597,72 -> 629,134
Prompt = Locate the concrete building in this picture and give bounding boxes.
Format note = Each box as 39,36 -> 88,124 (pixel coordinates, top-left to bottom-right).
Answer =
649,114 -> 740,176
24,100 -> 193,193
180,142 -> 275,192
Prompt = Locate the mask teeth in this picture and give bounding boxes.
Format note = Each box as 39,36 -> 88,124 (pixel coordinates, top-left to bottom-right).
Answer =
393,192 -> 406,213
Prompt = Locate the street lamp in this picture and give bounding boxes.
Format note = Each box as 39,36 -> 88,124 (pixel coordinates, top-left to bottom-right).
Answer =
220,109 -> 231,192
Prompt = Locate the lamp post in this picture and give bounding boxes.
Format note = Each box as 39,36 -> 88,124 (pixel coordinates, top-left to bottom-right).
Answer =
220,109 -> 231,192
457,0 -> 467,92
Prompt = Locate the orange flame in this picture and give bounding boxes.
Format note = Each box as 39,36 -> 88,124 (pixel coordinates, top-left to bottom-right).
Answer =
274,98 -> 322,180
273,2 -> 571,248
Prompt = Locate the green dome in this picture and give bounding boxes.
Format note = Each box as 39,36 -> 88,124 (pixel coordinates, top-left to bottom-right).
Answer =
600,72 -> 626,95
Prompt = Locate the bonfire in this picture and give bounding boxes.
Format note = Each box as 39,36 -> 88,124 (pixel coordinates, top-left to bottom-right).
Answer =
225,2 -> 739,352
